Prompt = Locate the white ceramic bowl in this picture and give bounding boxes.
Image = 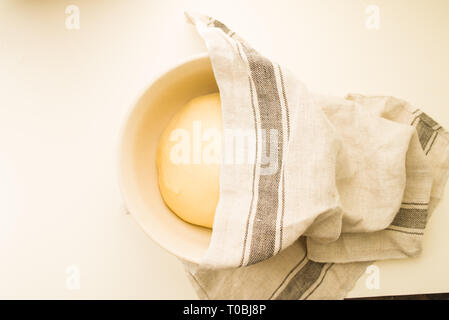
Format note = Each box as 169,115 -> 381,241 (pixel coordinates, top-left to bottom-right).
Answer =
118,53 -> 216,263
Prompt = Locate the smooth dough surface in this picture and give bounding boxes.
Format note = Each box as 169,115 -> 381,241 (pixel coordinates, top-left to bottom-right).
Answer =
156,93 -> 221,229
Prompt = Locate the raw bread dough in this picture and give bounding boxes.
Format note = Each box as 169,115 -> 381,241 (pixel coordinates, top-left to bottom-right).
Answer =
156,93 -> 221,229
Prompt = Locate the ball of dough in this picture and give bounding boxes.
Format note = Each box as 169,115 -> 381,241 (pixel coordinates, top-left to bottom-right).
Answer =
156,93 -> 222,229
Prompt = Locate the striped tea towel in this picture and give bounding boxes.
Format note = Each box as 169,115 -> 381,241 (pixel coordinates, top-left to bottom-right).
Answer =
183,13 -> 449,299
308,95 -> 445,263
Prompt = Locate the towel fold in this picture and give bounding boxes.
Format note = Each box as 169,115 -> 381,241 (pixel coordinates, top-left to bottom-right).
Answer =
182,13 -> 449,299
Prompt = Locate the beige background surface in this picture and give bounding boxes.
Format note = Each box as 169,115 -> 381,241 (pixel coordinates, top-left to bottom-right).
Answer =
0,0 -> 448,299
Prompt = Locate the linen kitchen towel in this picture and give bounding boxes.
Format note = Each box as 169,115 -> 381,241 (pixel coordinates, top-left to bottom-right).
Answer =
307,95 -> 447,263
184,238 -> 371,300
182,13 -> 449,299
187,13 -> 346,268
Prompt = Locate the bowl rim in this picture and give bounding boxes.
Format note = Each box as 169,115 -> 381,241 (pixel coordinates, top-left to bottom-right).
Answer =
117,52 -> 211,264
